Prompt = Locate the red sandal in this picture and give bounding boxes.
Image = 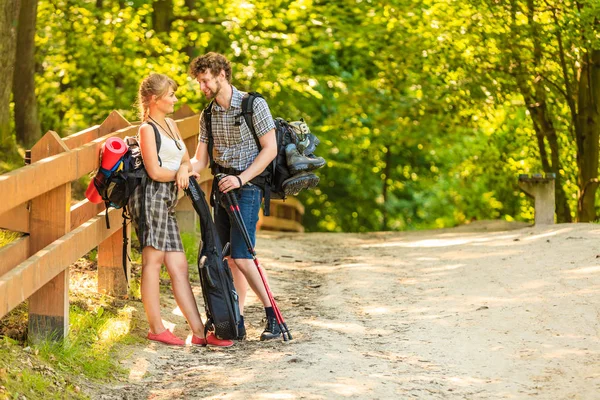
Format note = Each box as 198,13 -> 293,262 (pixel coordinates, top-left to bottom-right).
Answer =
147,329 -> 185,346
192,333 -> 234,347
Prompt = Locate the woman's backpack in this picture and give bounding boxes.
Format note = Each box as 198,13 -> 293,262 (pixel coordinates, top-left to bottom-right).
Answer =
92,124 -> 162,281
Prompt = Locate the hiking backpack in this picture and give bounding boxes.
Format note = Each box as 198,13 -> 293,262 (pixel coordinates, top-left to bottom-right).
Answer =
203,92 -> 322,216
93,123 -> 162,281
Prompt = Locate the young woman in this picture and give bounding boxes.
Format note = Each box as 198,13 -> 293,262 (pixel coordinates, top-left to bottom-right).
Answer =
129,73 -> 233,347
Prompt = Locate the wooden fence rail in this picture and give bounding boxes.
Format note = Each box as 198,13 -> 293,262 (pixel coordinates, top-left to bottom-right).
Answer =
0,107 -> 303,342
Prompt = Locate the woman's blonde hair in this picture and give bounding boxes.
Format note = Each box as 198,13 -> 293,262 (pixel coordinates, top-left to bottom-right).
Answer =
138,73 -> 178,120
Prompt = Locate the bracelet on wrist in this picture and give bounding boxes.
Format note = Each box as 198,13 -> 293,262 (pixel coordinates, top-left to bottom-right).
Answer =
235,176 -> 243,187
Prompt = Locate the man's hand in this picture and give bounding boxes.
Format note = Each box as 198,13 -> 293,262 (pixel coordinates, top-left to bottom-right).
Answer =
218,174 -> 243,193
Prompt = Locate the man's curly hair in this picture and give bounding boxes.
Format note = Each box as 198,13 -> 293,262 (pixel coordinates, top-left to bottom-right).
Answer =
189,52 -> 232,83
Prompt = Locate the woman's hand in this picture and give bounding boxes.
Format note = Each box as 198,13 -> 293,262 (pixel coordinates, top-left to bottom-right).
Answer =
176,167 -> 199,189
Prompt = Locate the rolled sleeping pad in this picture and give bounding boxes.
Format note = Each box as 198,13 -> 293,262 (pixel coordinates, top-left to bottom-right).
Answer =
100,137 -> 128,170
85,180 -> 103,203
85,137 -> 128,204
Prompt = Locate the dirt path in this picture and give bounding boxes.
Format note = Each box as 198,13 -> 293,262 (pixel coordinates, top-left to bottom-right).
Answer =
95,222 -> 600,399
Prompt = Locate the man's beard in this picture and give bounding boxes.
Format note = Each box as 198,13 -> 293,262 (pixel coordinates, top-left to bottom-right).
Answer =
205,81 -> 221,99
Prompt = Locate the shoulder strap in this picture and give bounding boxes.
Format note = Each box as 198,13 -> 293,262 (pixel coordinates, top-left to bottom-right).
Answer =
241,92 -> 274,217
145,121 -> 163,167
241,92 -> 263,151
203,101 -> 215,174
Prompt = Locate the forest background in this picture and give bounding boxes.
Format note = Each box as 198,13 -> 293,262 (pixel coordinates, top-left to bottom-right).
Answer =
1,0 -> 599,233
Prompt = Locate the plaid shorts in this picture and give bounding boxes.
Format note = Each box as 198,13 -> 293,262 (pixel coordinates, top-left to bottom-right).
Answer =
128,179 -> 184,252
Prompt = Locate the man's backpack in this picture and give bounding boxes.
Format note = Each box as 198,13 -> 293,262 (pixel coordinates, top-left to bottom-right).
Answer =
203,92 -> 323,216
92,123 -> 162,281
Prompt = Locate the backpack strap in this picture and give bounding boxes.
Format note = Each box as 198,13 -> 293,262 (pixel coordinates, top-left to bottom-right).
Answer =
122,208 -> 130,282
203,101 -> 224,215
203,101 -> 216,174
121,171 -> 149,283
241,92 -> 274,216
145,121 -> 163,167
241,93 -> 263,151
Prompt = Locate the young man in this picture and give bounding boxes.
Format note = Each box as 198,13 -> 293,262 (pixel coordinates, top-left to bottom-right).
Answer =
189,52 -> 281,341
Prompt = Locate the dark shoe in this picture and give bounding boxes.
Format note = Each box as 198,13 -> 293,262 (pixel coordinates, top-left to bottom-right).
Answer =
260,316 -> 282,341
286,143 -> 326,174
297,133 -> 320,156
282,171 -> 320,196
236,324 -> 246,341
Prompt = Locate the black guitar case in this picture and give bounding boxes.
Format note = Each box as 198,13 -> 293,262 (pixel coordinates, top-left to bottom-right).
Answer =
184,177 -> 240,340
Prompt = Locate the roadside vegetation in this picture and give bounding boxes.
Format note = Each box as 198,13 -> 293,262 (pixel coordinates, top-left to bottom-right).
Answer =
0,232 -> 199,400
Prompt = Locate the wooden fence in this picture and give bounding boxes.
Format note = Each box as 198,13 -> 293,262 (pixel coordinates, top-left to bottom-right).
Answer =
0,106 -> 304,342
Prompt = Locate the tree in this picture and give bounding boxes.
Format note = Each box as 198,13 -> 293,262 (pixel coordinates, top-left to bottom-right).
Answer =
152,0 -> 173,33
13,0 -> 41,147
0,0 -> 21,152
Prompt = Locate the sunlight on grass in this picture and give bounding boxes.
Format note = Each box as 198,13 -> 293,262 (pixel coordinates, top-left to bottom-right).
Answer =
0,337 -> 86,400
181,232 -> 200,283
0,149 -> 25,175
97,306 -> 138,344
129,275 -> 142,300
0,229 -> 22,248
181,232 -> 199,266
35,304 -> 129,380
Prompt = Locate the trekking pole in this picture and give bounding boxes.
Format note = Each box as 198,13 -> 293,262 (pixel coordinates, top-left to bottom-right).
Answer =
223,189 -> 291,341
217,174 -> 292,341
227,191 -> 291,341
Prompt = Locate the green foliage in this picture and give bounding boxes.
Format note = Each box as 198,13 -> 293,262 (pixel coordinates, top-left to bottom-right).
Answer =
4,0 -> 597,231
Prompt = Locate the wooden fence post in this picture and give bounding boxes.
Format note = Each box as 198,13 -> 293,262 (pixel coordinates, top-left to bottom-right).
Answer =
175,107 -> 200,236
28,131 -> 71,343
96,111 -> 132,296
98,223 -> 130,296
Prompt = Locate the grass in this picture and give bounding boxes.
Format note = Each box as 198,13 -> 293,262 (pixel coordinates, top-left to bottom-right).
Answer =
0,253 -> 147,400
34,303 -> 138,380
0,336 -> 87,400
181,232 -> 200,282
0,297 -> 141,399
0,229 -> 22,248
0,146 -> 25,175
0,224 -> 200,399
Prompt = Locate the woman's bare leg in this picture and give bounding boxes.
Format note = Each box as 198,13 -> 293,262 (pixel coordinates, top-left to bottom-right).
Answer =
141,246 -> 167,334
164,251 -> 205,337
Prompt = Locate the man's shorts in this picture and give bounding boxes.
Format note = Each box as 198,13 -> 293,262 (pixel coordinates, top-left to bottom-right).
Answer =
215,184 -> 262,259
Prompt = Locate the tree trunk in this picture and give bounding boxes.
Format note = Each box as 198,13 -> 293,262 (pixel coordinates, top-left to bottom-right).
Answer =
381,147 -> 391,231
576,49 -> 600,222
183,0 -> 196,58
13,0 -> 41,147
510,0 -> 572,222
152,0 -> 173,32
0,0 -> 20,151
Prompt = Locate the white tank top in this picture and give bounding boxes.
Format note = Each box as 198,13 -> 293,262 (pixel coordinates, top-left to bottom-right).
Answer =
149,121 -> 185,171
